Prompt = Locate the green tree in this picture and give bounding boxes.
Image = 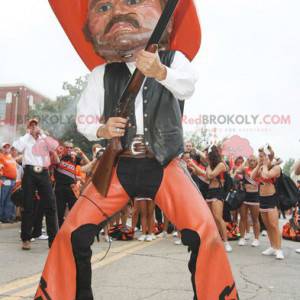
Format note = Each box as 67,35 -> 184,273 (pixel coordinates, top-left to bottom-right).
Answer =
184,127 -> 221,150
283,158 -> 295,176
28,75 -> 94,156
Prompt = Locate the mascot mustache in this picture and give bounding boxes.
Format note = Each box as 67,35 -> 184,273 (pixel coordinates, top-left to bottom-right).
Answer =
104,14 -> 140,35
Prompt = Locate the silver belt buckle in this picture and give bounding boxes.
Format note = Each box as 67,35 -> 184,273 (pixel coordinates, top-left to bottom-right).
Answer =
130,136 -> 145,155
33,166 -> 43,173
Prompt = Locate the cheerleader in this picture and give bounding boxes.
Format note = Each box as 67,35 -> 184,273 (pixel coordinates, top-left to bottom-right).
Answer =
238,156 -> 260,247
251,146 -> 284,259
206,145 -> 232,252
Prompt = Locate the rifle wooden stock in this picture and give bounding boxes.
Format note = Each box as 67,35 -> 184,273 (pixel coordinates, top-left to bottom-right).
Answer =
92,138 -> 123,197
90,0 -> 179,197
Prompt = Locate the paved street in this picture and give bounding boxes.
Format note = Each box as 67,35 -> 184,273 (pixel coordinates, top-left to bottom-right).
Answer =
0,222 -> 299,300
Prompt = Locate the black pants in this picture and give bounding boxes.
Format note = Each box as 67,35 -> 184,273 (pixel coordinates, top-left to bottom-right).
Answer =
21,167 -> 58,246
55,184 -> 77,227
31,197 -> 45,238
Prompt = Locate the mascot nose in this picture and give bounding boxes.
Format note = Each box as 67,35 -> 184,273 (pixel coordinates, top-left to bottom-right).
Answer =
113,1 -> 130,15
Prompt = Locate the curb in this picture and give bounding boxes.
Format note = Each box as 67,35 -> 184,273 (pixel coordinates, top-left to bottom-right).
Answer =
0,222 -> 20,230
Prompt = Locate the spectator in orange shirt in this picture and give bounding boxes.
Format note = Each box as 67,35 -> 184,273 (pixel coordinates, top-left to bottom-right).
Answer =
54,144 -> 88,227
0,142 -> 17,223
0,163 -> 4,186
0,163 -> 3,175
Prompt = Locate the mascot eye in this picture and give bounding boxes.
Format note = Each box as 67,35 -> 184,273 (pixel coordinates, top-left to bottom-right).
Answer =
125,0 -> 143,5
96,2 -> 113,13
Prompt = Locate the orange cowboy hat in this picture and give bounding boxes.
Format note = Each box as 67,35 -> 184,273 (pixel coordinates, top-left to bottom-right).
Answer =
48,0 -> 201,70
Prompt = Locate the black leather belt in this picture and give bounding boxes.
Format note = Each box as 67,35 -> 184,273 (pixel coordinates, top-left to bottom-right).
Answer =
120,135 -> 155,159
25,165 -> 48,173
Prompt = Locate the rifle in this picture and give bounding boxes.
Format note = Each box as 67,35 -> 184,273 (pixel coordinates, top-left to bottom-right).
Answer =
91,0 -> 180,197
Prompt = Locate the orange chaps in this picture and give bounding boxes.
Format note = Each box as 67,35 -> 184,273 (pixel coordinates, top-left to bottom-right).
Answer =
35,159 -> 238,300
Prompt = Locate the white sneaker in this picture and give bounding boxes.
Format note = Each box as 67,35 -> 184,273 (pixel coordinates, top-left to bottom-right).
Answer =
296,249 -> 300,254
151,234 -> 157,240
37,234 -> 48,240
158,231 -> 167,238
262,247 -> 276,256
224,242 -> 232,253
261,230 -> 267,237
251,239 -> 260,247
275,249 -> 284,260
145,235 -> 153,242
138,234 -> 146,241
30,238 -> 35,242
173,231 -> 178,237
174,239 -> 182,245
238,238 -> 247,246
245,233 -> 251,240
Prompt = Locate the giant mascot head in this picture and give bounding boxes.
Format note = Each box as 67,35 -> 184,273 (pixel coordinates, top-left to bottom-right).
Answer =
49,0 -> 201,69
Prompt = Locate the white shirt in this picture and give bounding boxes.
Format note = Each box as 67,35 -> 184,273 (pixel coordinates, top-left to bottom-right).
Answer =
13,133 -> 58,168
77,51 -> 198,141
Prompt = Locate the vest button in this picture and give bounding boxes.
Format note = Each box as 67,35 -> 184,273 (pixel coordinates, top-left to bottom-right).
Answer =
144,86 -> 148,90
143,99 -> 148,104
144,128 -> 148,132
145,141 -> 149,146
144,113 -> 148,118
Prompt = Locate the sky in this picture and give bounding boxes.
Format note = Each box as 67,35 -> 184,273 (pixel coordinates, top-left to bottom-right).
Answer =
0,0 -> 299,160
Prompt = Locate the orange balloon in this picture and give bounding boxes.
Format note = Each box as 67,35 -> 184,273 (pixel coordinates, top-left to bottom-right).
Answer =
49,0 -> 201,70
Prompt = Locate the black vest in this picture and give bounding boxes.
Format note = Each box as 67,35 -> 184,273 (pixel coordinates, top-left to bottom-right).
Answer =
103,51 -> 184,166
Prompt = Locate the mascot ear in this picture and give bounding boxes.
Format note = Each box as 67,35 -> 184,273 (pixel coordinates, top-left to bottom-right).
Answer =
49,0 -> 201,70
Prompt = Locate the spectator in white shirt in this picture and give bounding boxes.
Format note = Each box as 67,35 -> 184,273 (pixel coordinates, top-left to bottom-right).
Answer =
13,119 -> 59,250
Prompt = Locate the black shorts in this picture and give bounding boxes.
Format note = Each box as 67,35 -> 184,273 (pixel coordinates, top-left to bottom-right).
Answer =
244,192 -> 259,205
259,194 -> 278,211
117,157 -> 163,200
198,179 -> 209,199
206,188 -> 225,202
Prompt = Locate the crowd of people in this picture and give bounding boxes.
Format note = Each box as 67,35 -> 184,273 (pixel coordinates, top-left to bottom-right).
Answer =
1,119 -> 300,258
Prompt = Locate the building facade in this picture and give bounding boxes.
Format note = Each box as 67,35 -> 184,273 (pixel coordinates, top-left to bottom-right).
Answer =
0,84 -> 50,141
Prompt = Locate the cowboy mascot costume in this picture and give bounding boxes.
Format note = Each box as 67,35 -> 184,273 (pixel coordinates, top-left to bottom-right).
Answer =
35,1 -> 238,299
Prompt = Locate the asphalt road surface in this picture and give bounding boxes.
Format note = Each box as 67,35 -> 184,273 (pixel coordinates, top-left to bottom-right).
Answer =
0,222 -> 299,300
